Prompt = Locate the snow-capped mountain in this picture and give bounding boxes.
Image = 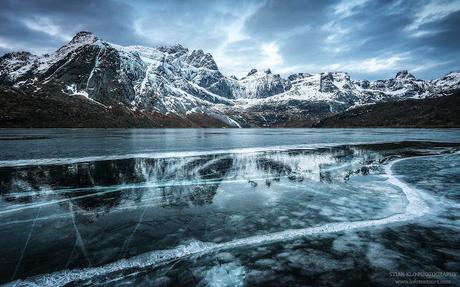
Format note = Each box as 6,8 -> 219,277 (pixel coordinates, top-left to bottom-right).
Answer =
233,69 -> 456,110
226,69 -> 459,126
231,68 -> 290,99
0,31 -> 459,127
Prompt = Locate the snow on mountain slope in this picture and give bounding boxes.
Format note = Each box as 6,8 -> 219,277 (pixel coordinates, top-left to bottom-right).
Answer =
0,32 -> 234,117
232,69 -> 459,113
0,31 -> 459,127
235,72 -> 354,107
0,52 -> 38,84
432,71 -> 460,93
232,68 -> 290,99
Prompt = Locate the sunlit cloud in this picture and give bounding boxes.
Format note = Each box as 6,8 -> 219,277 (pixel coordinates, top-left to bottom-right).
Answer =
21,17 -> 73,41
212,2 -> 263,75
322,21 -> 352,54
258,42 -> 283,69
323,54 -> 409,73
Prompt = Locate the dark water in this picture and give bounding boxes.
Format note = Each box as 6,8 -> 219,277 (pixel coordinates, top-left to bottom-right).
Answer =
0,129 -> 459,286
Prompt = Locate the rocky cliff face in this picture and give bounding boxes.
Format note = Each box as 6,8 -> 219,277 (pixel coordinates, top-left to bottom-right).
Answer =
1,31 -> 459,127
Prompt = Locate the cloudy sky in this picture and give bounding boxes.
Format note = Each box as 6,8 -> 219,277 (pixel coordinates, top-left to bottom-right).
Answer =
0,0 -> 459,79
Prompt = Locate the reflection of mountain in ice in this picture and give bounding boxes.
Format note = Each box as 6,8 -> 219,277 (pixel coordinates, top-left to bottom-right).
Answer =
0,147 -> 389,216
1,140 -> 459,286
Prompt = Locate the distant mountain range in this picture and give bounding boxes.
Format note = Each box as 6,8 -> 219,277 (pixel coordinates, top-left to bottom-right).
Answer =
1,31 -> 459,128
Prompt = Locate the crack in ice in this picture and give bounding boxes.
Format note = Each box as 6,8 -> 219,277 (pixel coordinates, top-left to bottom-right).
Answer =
69,203 -> 92,268
10,207 -> 41,282
64,240 -> 77,270
119,207 -> 148,257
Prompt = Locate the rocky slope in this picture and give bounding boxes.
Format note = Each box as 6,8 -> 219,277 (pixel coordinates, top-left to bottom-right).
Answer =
0,31 -> 459,127
0,87 -> 235,128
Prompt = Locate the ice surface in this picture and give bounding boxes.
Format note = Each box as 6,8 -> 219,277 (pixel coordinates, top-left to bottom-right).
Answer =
1,130 -> 459,286
4,153 -> 443,286
197,262 -> 245,287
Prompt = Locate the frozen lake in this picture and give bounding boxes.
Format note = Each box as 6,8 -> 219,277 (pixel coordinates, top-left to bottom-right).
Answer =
0,129 -> 459,286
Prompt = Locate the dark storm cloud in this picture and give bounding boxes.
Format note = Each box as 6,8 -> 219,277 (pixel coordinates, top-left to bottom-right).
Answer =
0,0 -> 139,54
0,0 -> 459,79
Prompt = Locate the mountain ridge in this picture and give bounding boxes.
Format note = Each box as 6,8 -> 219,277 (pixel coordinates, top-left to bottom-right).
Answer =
1,31 -> 459,128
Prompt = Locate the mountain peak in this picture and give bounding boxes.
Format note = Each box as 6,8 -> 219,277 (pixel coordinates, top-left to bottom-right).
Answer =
157,44 -> 188,54
395,70 -> 415,80
445,70 -> 460,77
287,73 -> 312,81
186,49 -> 218,70
247,69 -> 258,76
246,68 -> 272,77
69,31 -> 98,44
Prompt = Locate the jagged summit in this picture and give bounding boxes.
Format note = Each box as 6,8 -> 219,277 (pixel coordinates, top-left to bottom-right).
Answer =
395,70 -> 416,80
246,68 -> 273,77
287,72 -> 312,81
185,49 -> 219,70
247,69 -> 258,76
156,44 -> 188,54
69,31 -> 98,44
